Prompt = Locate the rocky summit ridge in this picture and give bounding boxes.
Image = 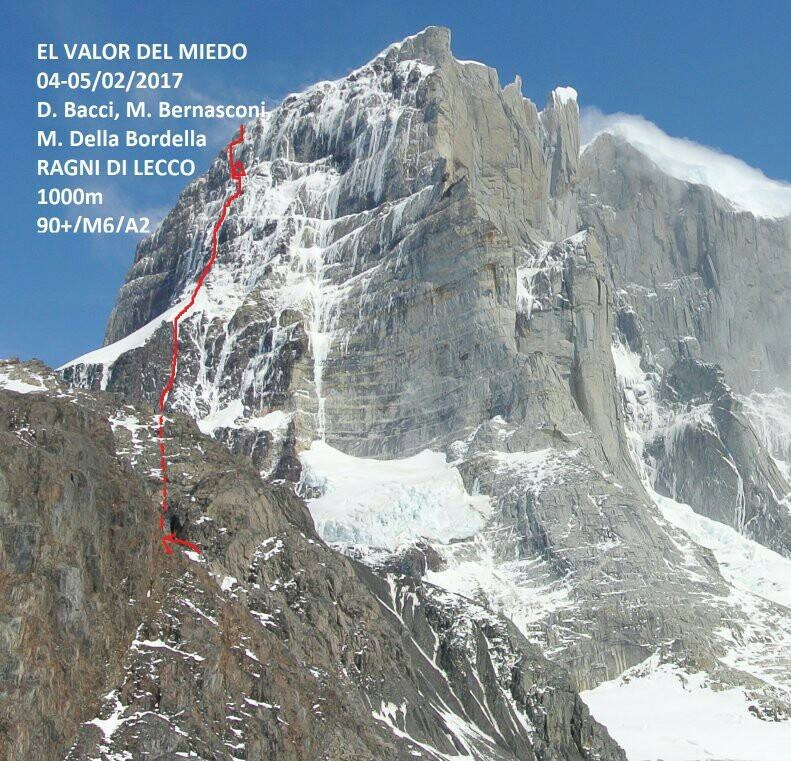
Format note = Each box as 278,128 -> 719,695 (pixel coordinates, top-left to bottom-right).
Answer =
3,25 -> 791,760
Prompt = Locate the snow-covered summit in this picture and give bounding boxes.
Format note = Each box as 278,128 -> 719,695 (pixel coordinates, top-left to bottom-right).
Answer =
551,86 -> 578,107
581,107 -> 791,218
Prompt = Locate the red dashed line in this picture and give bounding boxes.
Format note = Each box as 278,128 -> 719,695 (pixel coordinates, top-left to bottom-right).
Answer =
157,125 -> 246,554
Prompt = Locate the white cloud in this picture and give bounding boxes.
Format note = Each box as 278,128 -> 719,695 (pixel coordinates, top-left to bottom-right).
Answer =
580,107 -> 791,218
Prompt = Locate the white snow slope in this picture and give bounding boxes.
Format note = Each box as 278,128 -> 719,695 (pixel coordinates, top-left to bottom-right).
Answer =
584,340 -> 791,760
299,440 -> 490,548
582,655 -> 791,761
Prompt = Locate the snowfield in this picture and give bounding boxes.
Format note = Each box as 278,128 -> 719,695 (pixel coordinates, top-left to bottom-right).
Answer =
299,440 -> 491,548
596,339 -> 791,758
582,657 -> 791,761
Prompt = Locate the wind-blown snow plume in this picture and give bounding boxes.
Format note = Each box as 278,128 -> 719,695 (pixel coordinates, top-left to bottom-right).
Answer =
581,107 -> 791,218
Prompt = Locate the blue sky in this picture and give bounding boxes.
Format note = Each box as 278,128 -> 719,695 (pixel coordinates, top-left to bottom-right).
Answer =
4,0 -> 790,366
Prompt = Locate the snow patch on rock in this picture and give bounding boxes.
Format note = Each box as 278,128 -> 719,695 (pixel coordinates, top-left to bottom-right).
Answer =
59,301 -> 185,388
0,372 -> 47,394
552,86 -> 578,107
741,388 -> 791,483
299,440 -> 490,548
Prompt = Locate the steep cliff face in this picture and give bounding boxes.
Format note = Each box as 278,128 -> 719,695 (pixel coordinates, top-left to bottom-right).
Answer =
62,26 -> 581,462
52,25 -> 791,758
578,135 -> 791,557
648,358 -> 790,554
579,133 -> 791,395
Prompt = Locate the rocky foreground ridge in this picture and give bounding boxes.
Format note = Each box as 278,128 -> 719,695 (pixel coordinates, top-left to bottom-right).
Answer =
5,25 -> 791,760
0,360 -> 623,760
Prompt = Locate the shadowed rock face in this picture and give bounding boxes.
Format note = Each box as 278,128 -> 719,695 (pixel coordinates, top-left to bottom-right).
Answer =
646,358 -> 791,555
42,24 -> 791,756
1,361 -> 624,761
0,381 -> 166,761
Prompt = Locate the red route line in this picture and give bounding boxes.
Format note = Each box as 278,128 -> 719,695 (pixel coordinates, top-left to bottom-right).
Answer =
157,124 -> 246,554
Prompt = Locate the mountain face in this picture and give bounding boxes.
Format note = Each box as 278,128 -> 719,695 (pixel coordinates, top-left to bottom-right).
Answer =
5,24 -> 789,760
